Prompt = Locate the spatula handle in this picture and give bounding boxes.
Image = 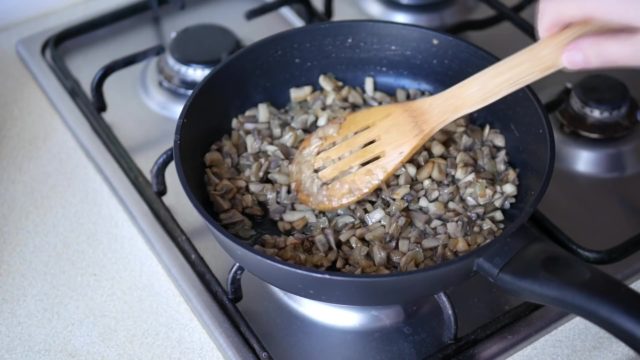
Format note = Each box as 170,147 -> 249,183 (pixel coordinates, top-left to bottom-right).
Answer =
433,21 -> 611,122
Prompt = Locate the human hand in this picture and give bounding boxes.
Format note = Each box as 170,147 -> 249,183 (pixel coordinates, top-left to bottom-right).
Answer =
537,0 -> 640,70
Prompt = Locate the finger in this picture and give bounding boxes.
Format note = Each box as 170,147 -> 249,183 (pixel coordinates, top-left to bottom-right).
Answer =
561,30 -> 640,70
537,0 -> 640,39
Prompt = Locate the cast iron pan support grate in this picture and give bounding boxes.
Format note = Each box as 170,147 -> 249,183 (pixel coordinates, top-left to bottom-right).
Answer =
90,44 -> 165,113
477,0 -> 535,39
245,0 -> 333,23
447,0 -> 535,35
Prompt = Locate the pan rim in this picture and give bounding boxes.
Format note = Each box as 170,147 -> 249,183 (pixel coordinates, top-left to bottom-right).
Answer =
174,19 -> 555,282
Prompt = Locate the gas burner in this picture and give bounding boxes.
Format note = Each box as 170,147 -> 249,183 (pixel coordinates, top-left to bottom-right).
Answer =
356,0 -> 477,29
552,75 -> 640,177
255,285 -> 457,359
557,75 -> 638,139
141,23 -> 241,119
158,23 -> 241,95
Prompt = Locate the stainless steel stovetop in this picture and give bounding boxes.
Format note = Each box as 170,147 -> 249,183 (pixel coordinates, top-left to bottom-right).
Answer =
17,0 -> 640,359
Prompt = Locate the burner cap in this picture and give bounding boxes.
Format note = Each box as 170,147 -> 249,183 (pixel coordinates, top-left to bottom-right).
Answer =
158,23 -> 241,95
558,75 -> 638,139
573,75 -> 631,118
170,24 -> 240,66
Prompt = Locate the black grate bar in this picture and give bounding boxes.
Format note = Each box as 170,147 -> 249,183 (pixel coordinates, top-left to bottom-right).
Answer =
434,292 -> 458,343
227,263 -> 246,303
91,44 -> 164,113
246,0 -> 297,20
245,0 -> 331,22
150,147 -> 174,196
478,0 -> 537,40
531,211 -> 640,265
447,0 -> 535,34
323,0 -> 333,20
426,302 -> 542,359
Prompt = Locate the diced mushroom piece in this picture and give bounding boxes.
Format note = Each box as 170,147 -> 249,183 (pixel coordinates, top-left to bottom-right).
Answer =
398,238 -> 410,253
290,85 -> 313,102
371,243 -> 387,266
426,188 -> 440,202
244,206 -> 264,217
258,103 -> 270,123
268,172 -> 290,185
430,141 -> 446,157
333,214 -> 355,229
210,194 -> 231,212
396,88 -> 408,102
291,217 -> 308,230
365,208 -> 386,225
416,161 -> 434,181
409,211 -> 429,230
245,134 -> 259,154
219,209 -> 247,225
486,210 -> 505,221
427,201 -> 445,218
319,74 -> 337,92
455,165 -> 473,180
456,151 -> 474,166
447,201 -> 465,215
446,222 -> 463,238
317,113 -> 329,127
430,219 -> 444,228
348,89 -> 364,106
397,172 -> 412,186
502,183 -> 518,197
314,234 -> 330,254
204,151 -> 225,167
391,185 -> 411,199
404,163 -> 417,178
455,238 -> 469,252
399,249 -> 421,271
364,76 -> 375,97
374,91 -> 391,104
487,132 -> 506,147
364,226 -> 386,243
421,238 -> 441,249
277,221 -> 292,233
430,159 -> 447,182
282,210 -> 317,223
460,134 -> 474,150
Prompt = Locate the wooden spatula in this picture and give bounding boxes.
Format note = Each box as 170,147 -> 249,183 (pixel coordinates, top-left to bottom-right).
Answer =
292,21 -> 609,211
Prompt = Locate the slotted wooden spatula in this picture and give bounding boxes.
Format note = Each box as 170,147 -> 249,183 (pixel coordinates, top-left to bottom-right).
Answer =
292,21 -> 609,211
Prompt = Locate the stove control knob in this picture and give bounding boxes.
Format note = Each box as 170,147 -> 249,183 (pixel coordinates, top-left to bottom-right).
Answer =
158,23 -> 241,95
558,74 -> 638,139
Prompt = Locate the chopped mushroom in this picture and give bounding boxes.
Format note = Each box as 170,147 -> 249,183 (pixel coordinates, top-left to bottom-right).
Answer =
203,75 -> 519,273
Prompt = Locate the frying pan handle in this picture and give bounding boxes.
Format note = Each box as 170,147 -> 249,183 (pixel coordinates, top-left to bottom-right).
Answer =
478,224 -> 640,352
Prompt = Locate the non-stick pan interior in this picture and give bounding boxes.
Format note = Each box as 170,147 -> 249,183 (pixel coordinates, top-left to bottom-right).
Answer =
176,21 -> 553,274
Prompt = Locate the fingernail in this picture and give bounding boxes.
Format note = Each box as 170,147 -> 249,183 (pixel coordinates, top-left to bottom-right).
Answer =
562,49 -> 586,69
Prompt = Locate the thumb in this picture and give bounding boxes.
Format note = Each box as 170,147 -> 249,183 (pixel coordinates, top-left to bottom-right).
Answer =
562,30 -> 640,70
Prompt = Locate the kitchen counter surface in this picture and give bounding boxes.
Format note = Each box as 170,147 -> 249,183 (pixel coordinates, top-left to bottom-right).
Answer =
0,1 -> 636,359
0,1 -> 222,359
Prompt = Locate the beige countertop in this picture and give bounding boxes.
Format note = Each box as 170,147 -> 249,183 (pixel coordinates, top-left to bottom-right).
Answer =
0,1 -> 636,359
0,1 -> 221,359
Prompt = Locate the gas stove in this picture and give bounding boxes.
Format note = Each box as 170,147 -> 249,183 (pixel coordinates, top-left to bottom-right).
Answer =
17,0 -> 640,359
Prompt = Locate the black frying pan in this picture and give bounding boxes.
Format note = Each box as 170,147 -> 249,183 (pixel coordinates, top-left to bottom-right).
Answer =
174,21 -> 640,350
